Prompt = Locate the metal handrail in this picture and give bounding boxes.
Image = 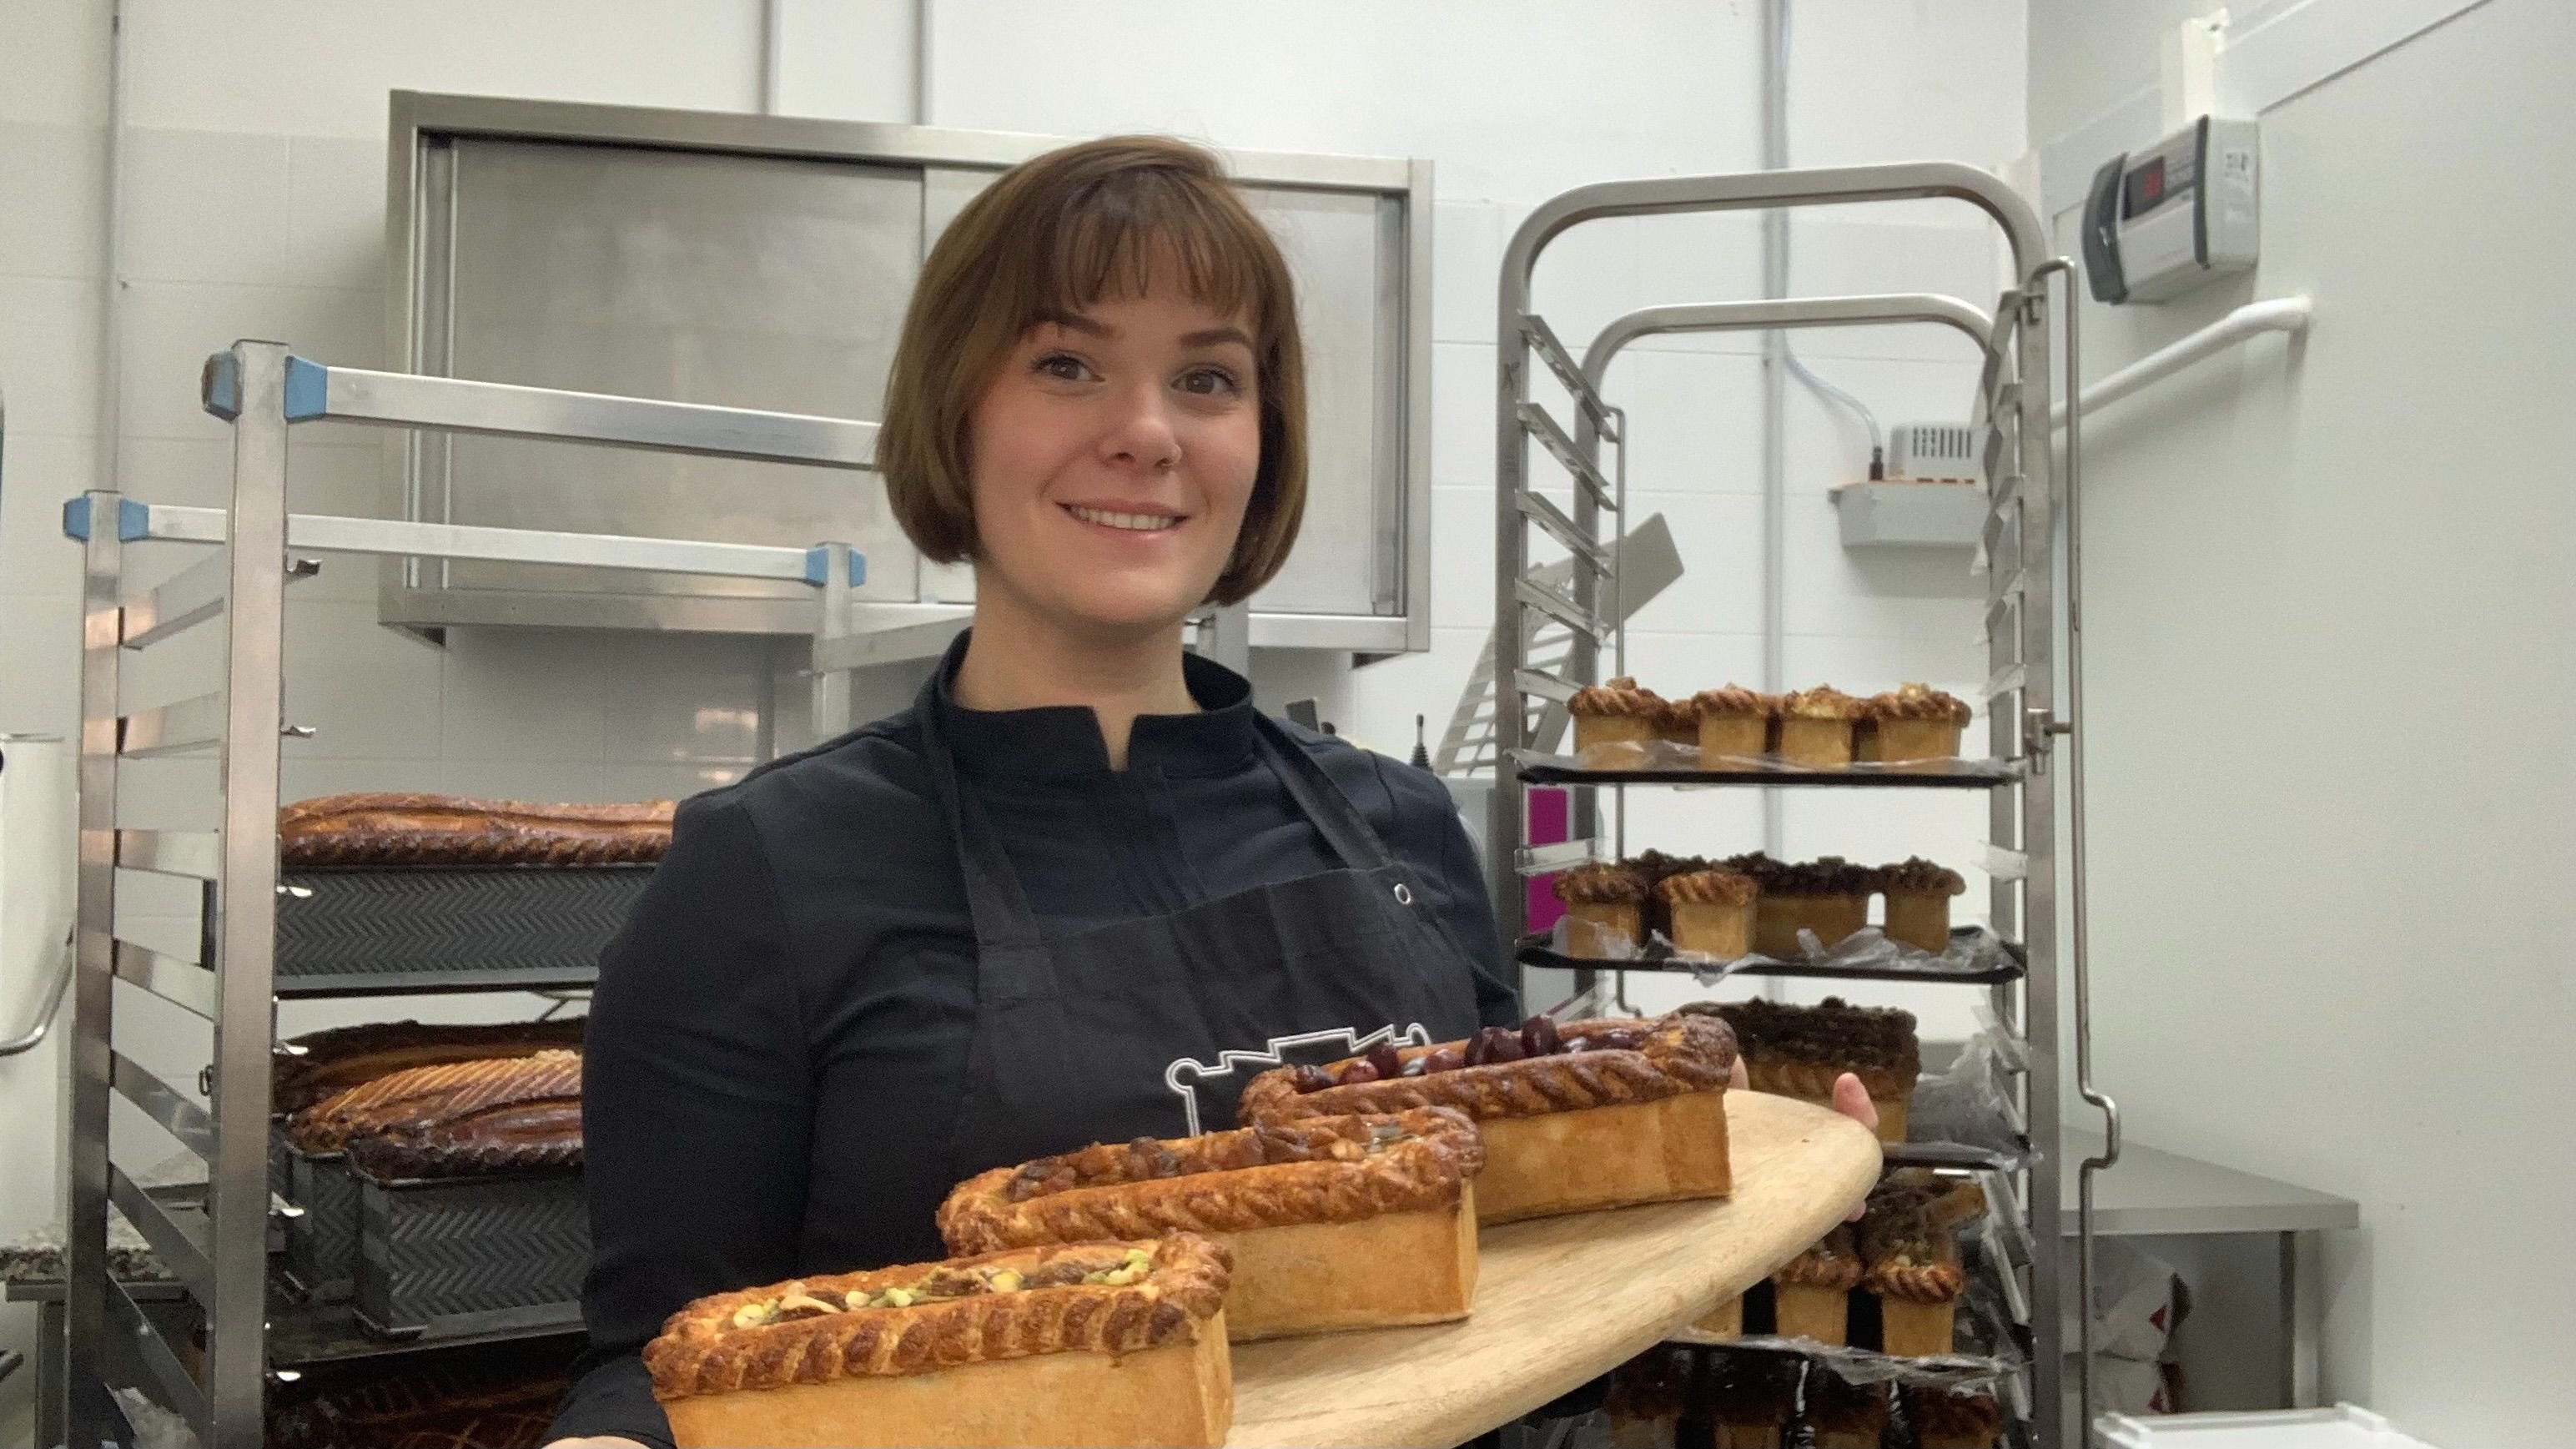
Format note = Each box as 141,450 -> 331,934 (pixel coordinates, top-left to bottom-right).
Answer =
2054,295 -> 2311,426
0,938 -> 74,1057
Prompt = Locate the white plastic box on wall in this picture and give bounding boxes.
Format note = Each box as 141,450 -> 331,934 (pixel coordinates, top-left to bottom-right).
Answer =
1830,480 -> 1985,548
2096,1405 -> 2441,1449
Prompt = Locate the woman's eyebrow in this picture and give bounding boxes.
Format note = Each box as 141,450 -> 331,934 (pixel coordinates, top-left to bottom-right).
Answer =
1031,309 -> 1111,336
1181,326 -> 1254,351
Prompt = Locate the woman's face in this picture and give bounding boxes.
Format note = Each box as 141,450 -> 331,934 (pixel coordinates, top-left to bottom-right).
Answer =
966,279 -> 1262,636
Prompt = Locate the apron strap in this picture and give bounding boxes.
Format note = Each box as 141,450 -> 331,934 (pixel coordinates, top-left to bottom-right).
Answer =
1248,713 -> 1399,874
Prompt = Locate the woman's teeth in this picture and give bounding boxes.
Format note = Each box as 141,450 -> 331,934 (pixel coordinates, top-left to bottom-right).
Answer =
1067,505 -> 1180,532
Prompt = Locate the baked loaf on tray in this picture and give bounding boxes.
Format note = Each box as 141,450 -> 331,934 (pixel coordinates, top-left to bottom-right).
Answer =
1685,996 -> 1919,1145
940,1108 -> 1482,1341
272,1017 -> 586,1115
646,1235 -> 1234,1449
277,792 -> 674,868
1238,1014 -> 1737,1224
289,1050 -> 581,1163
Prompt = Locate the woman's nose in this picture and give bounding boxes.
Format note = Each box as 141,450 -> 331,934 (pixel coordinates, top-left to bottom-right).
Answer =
1099,385 -> 1182,471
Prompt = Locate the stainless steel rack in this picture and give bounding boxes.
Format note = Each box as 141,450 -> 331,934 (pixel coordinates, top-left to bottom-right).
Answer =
55,340 -> 878,1449
1487,163 -> 2119,1448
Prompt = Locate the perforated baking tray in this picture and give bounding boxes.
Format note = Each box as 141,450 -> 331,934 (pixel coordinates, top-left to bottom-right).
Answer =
275,866 -> 651,996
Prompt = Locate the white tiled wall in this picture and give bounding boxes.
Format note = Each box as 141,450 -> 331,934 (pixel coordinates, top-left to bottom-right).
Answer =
0,8 -> 2027,1400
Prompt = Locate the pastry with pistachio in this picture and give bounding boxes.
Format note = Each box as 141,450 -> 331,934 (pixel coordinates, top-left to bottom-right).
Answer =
1240,1014 -> 1737,1224
1656,868 -> 1759,959
940,1109 -> 1482,1342
1857,682 -> 1973,765
1568,677 -> 1673,766
1553,861 -> 1652,955
1859,1171 -> 1982,1358
1775,686 -> 1865,767
1690,685 -> 1775,765
1770,1222 -> 1865,1346
644,1235 -> 1234,1448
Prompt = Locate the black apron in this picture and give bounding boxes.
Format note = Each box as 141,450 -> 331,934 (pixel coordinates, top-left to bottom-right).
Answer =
915,677 -> 1487,1180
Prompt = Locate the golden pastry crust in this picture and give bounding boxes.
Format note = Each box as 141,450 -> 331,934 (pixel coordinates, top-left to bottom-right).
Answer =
937,1109 -> 1482,1253
1567,677 -> 1667,720
278,792 -> 674,868
1689,685 -> 1774,718
289,1051 -> 581,1154
1655,869 -> 1758,908
645,1236 -> 1230,1401
1555,862 -> 1651,905
272,1017 -> 586,1115
1859,1197 -> 1967,1304
1780,686 -> 1864,721
1745,1059 -> 1915,1103
345,1097 -> 584,1180
1866,682 -> 1973,725
1239,1015 -> 1737,1125
1774,1225 -> 1864,1291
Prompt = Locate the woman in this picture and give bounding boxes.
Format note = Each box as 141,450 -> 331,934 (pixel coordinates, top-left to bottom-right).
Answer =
544,135 -> 1520,1448
546,135 -> 1872,1449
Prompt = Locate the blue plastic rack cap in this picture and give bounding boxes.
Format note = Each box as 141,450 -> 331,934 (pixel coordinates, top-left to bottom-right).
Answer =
283,356 -> 329,421
802,544 -> 868,587
62,496 -> 150,543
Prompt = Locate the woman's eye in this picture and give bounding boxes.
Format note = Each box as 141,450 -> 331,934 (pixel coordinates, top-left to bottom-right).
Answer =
1176,366 -> 1242,397
1033,352 -> 1094,383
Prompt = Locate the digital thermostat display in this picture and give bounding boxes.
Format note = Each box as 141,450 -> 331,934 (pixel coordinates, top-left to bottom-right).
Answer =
2123,157 -> 2166,218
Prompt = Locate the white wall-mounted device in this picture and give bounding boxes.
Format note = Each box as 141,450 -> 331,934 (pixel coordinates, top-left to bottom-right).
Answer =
2084,117 -> 2259,304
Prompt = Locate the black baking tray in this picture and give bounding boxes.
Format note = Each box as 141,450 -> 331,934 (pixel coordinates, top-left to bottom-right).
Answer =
1517,752 -> 2020,789
282,1135 -> 361,1303
275,866 -> 652,996
354,1170 -> 588,1341
1517,927 -> 2026,984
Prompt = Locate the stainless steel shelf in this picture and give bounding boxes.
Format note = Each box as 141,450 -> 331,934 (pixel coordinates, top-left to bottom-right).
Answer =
1514,752 -> 2021,789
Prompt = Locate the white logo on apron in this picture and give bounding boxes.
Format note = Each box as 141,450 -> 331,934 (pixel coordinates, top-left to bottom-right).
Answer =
1163,1024 -> 1431,1136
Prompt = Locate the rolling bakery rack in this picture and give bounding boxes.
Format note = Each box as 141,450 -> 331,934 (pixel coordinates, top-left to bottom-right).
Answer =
1484,164 -> 2121,1449
50,340 -> 877,1449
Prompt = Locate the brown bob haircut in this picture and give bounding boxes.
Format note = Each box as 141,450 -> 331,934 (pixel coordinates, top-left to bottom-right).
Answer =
875,135 -> 1307,607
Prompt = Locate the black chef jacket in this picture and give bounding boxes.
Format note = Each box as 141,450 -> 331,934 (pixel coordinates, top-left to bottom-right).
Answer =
547,650 -> 1522,1446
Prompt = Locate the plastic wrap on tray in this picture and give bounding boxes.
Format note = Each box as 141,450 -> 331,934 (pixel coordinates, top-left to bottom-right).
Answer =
1549,916 -> 2017,982
1907,1016 -> 2028,1162
1566,738 -> 2007,778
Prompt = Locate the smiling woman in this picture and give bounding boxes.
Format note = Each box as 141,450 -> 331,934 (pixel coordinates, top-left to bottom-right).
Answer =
542,137 -> 1521,1449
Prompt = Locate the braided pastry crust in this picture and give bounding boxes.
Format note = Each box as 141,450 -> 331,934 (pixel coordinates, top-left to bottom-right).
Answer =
1859,1195 -> 1967,1304
345,1098 -> 584,1180
1555,862 -> 1651,905
289,1051 -> 581,1154
1866,682 -> 1973,725
937,1109 -> 1482,1253
1773,1224 -> 1864,1291
1567,677 -> 1667,720
1780,685 -> 1864,721
1238,1015 -> 1736,1125
278,792 -> 673,868
644,1235 -> 1230,1400
1689,685 -> 1774,718
273,1017 -> 585,1115
1654,869 -> 1757,907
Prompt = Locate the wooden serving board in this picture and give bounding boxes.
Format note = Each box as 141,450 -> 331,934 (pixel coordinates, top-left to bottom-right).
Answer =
1226,1090 -> 1880,1448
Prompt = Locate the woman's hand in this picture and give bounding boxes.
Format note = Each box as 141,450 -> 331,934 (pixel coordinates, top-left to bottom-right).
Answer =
1729,1058 -> 1880,1219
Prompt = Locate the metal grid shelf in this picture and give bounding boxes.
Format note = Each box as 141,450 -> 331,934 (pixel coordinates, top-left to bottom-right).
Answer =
1515,753 -> 2021,789
55,343 -> 880,1449
1513,930 -> 2027,985
1485,162 -> 2114,1449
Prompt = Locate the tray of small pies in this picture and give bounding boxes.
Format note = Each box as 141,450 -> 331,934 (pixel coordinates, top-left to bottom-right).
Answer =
1522,851 -> 2025,984
273,792 -> 672,996
269,1018 -> 591,1347
1627,1169 -> 2034,1449
1520,679 -> 2018,788
642,1012 -> 1884,1449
